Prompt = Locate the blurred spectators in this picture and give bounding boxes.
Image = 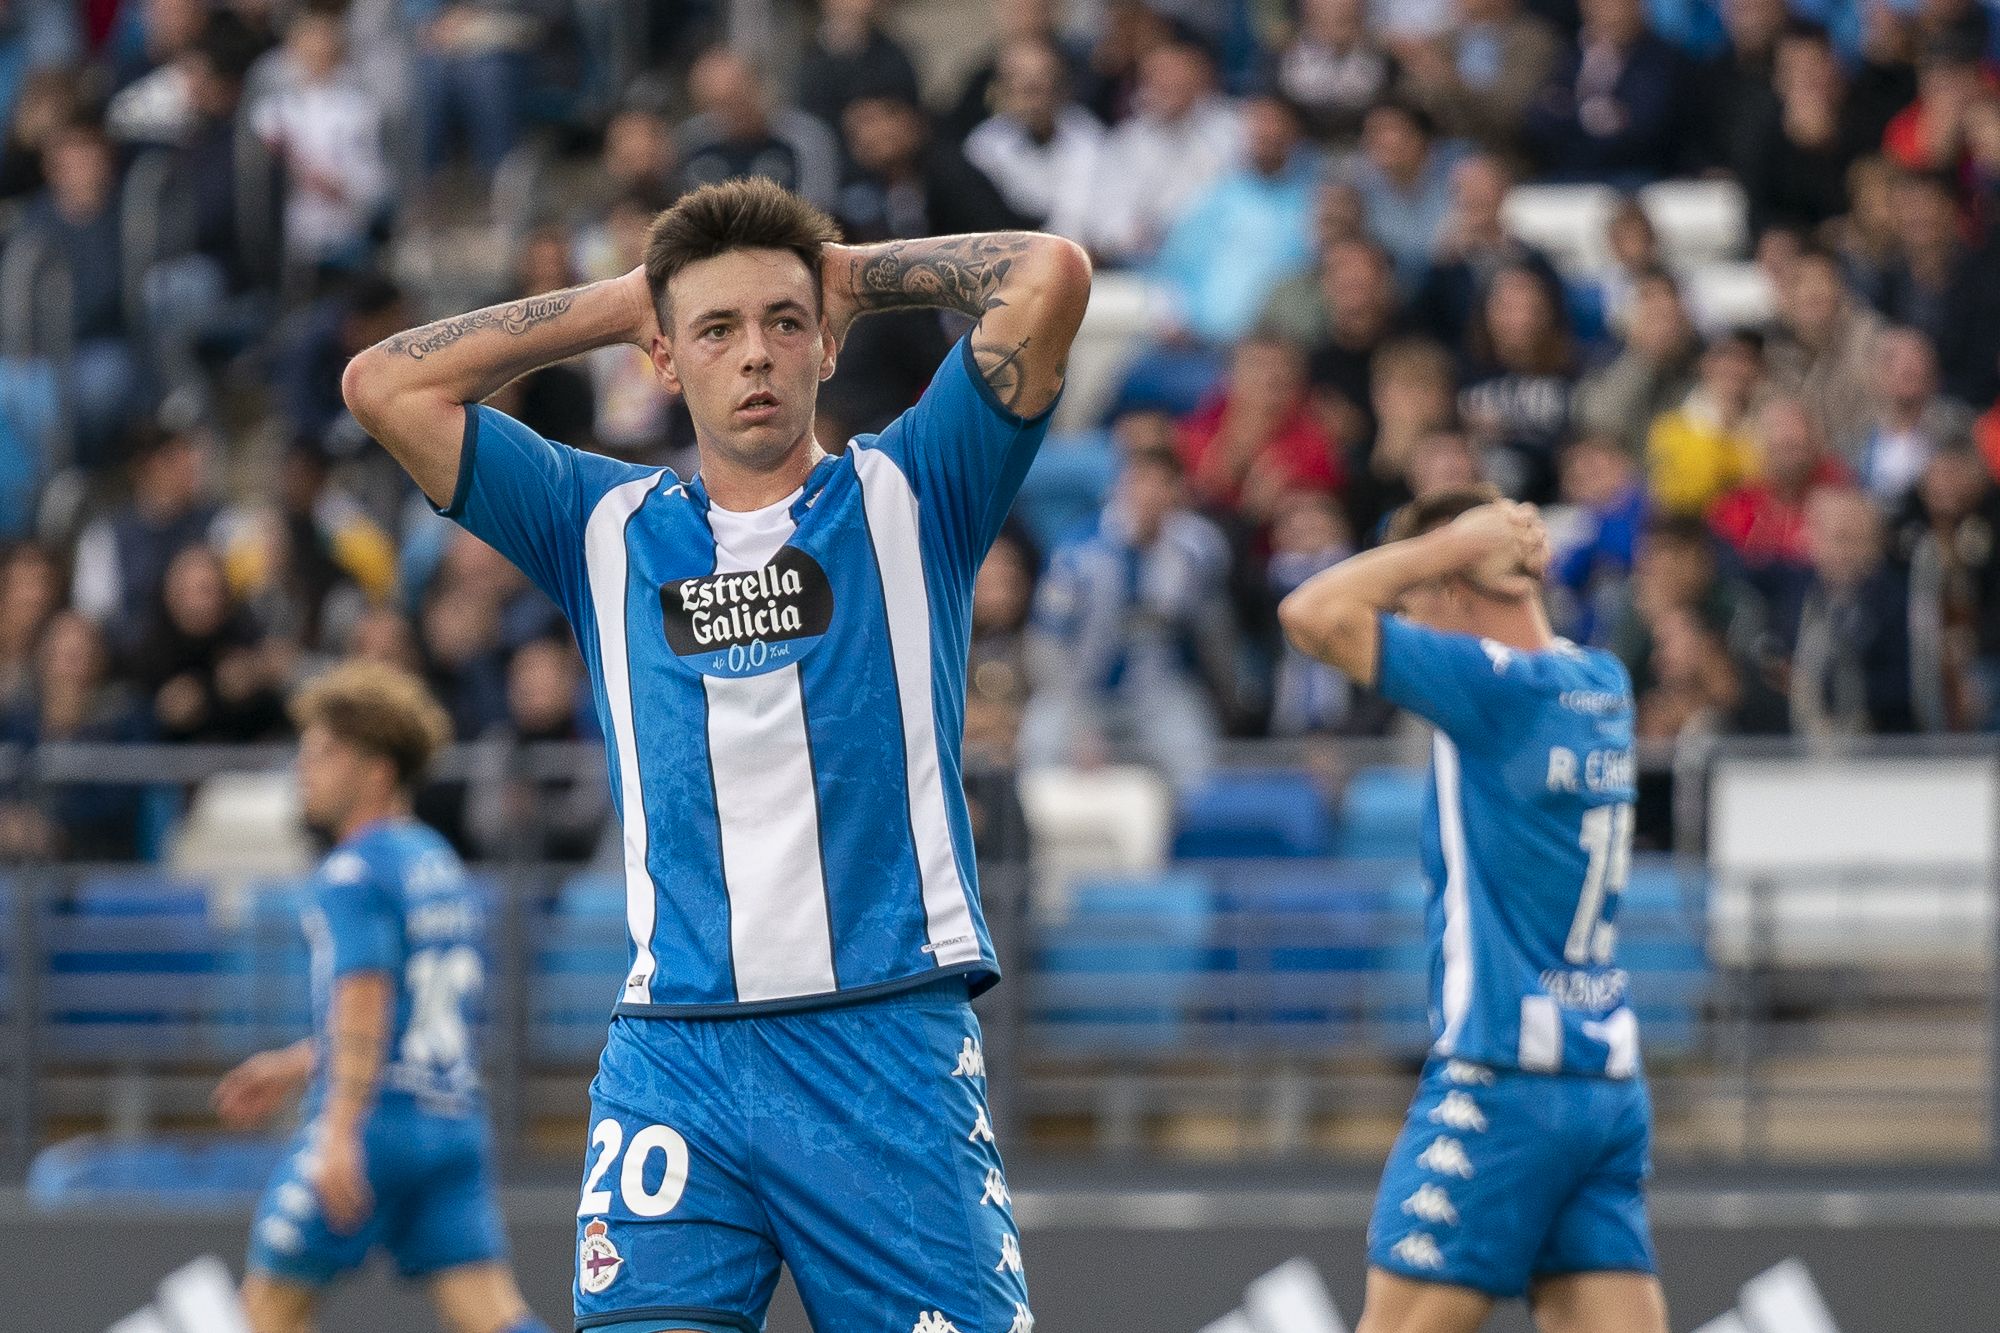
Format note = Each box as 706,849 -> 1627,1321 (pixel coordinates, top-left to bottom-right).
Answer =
1396,0 -> 1561,155
1572,268 -> 1701,455
466,634 -> 607,862
1297,237 -> 1409,447
1021,449 -> 1236,789
1855,325 -> 1975,504
1524,0 -> 1687,183
1178,332 -> 1341,523
1694,0 -> 1784,182
1347,336 -> 1459,537
837,87 -> 1025,241
1779,487 -> 1915,735
963,36 -> 1105,236
1411,152 -> 1559,349
70,425 -> 223,654
1079,30 -> 1241,264
678,47 -> 842,213
0,542 -> 62,711
1608,514 -> 1770,703
128,543 -> 285,743
414,0 -> 549,182
964,525 -> 1039,767
942,0 -> 1093,142
1897,445 -> 2000,729
1150,91 -> 1317,345
1265,490 -> 1357,734
1765,244 -> 1887,464
1644,328 -> 1763,517
1737,18 -> 1866,235
796,0 -> 921,139
1460,261 -> 1577,501
1553,433 -> 1647,640
1710,393 -> 1847,582
1270,0 -> 1397,145
1344,98 -> 1459,289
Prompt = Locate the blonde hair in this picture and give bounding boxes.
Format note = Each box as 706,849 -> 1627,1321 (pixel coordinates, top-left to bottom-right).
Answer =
290,660 -> 453,787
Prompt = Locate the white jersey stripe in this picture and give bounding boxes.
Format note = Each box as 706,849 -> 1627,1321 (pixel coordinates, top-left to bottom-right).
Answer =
1433,732 -> 1474,1055
851,445 -> 981,969
706,664 -> 838,1000
1518,994 -> 1561,1070
584,471 -> 672,1005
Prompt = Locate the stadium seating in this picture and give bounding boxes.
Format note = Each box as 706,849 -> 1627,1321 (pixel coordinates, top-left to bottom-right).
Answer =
27,1134 -> 284,1208
1172,769 -> 1333,859
1333,765 -> 1429,860
0,357 -> 61,537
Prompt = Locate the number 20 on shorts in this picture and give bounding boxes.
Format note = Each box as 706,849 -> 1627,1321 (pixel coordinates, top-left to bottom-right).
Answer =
578,1119 -> 690,1218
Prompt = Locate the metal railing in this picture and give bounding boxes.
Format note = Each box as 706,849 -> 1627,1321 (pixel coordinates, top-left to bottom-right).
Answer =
1,737 -> 1996,1179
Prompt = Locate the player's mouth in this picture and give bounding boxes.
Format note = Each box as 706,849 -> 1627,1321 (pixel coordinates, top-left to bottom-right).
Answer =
734,390 -> 781,424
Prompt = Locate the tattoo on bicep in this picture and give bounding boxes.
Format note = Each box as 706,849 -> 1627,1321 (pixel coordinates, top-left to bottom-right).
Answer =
972,335 -> 1034,412
384,286 -> 583,361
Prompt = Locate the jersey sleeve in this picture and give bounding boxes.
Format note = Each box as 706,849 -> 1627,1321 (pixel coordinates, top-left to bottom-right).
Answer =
314,852 -> 400,980
434,404 -> 653,622
1375,614 -> 1534,748
859,333 -> 1058,586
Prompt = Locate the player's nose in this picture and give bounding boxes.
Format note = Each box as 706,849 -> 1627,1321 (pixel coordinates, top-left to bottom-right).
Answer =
739,326 -> 775,372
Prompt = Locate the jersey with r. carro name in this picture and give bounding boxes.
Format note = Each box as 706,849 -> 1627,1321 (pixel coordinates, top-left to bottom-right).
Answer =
435,335 -> 1052,1015
1376,614 -> 1642,1078
302,819 -> 486,1117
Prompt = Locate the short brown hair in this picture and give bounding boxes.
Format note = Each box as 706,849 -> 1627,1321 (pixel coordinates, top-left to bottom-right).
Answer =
290,660 -> 453,788
643,177 -> 842,324
1385,483 -> 1503,544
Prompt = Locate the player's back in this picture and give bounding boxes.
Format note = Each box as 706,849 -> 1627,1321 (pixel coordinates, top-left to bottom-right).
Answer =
302,819 -> 486,1119
1376,616 -> 1640,1078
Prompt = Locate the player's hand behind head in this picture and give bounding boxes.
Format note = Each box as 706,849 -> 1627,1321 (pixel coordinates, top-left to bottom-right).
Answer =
1450,500 -> 1549,599
213,1047 -> 311,1130
818,243 -> 862,351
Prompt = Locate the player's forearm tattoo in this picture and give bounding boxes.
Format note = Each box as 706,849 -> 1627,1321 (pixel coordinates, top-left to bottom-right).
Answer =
384,286 -> 584,361
849,235 -> 1049,411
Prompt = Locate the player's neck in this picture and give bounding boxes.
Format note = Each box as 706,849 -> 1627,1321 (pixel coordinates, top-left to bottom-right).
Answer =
697,434 -> 827,512
338,794 -> 410,844
1473,598 -> 1558,655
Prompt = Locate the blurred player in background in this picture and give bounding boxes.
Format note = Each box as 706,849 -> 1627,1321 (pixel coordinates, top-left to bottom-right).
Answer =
1278,490 -> 1667,1333
214,661 -> 549,1333
339,178 -> 1090,1331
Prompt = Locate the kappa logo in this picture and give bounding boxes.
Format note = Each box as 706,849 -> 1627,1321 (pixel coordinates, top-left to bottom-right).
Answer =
1443,1059 -> 1495,1086
980,1167 -> 1010,1207
970,1105 -> 995,1144
257,1216 -> 303,1255
1007,1303 -> 1035,1332
912,1313 -> 959,1333
1429,1091 -> 1489,1133
1391,1233 -> 1446,1271
1416,1136 -> 1476,1178
578,1219 -> 623,1294
952,1037 -> 986,1078
997,1233 -> 1025,1273
1401,1183 -> 1460,1226
1480,639 -> 1514,674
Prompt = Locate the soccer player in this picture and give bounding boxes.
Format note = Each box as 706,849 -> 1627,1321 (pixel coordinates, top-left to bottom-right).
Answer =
1277,489 -> 1668,1333
340,178 -> 1090,1332
214,661 -> 550,1333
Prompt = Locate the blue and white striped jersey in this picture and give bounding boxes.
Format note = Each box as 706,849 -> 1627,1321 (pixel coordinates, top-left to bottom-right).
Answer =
438,335 -> 1051,1015
303,819 -> 485,1116
1376,615 -> 1643,1078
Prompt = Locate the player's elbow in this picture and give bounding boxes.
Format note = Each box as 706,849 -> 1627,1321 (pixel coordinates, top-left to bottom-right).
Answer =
1278,590 -> 1365,666
340,349 -> 390,435
1023,235 -> 1093,328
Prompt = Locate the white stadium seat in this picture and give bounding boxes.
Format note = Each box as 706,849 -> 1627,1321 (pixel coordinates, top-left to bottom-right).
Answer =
1501,184 -> 1620,275
1680,260 -> 1777,332
1640,178 -> 1750,265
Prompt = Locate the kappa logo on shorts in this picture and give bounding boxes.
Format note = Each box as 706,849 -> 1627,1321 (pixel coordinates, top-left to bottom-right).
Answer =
1416,1136 -> 1476,1178
997,1233 -> 1025,1273
257,1216 -> 303,1256
1391,1232 -> 1446,1270
981,1167 -> 1011,1207
970,1105 -> 995,1144
1429,1091 -> 1489,1133
913,1313 -> 960,1333
952,1037 -> 986,1078
1401,1183 -> 1460,1226
1444,1060 -> 1496,1086
1008,1303 -> 1035,1332
578,1218 -> 624,1294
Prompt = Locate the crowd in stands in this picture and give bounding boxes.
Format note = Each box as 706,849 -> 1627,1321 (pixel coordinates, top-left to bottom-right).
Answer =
5,0 -> 2000,861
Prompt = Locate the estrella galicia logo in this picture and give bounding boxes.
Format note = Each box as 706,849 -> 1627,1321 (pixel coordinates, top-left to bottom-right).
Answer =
661,546 -> 834,678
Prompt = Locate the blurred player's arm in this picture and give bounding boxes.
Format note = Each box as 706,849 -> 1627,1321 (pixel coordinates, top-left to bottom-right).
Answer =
316,970 -> 394,1232
212,1036 -> 315,1129
1278,502 -> 1547,687
341,270 -> 661,505
822,232 -> 1092,420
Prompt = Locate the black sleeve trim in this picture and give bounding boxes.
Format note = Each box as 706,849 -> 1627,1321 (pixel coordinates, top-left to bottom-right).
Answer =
435,405 -> 479,518
958,333 -> 1060,429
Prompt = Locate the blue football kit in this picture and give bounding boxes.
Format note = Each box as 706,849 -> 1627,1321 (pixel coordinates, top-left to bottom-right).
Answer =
248,819 -> 507,1285
1365,616 -> 1657,1297
440,336 -> 1046,1332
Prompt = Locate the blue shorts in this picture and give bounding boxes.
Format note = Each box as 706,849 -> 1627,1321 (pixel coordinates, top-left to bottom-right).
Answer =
574,980 -> 1029,1333
247,1102 -> 507,1285
1368,1057 -> 1656,1299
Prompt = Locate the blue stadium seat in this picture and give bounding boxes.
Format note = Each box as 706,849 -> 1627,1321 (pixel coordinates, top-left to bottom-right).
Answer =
28,1135 -> 285,1208
1335,766 -> 1429,859
529,873 -> 626,1060
1011,432 -> 1116,553
46,873 -> 228,1058
1172,770 -> 1332,859
1031,870 -> 1217,1050
0,357 -> 58,538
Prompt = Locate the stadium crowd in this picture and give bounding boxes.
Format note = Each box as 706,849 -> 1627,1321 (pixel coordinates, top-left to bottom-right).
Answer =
5,0 -> 2000,860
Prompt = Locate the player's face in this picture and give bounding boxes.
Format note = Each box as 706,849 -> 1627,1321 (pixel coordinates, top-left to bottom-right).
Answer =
295,722 -> 366,836
653,248 -> 836,474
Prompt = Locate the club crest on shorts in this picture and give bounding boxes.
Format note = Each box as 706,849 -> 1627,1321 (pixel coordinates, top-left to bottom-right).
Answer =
578,1218 -> 623,1294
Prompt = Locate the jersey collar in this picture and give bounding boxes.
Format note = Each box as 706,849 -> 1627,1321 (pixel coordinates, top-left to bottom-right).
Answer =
687,454 -> 838,520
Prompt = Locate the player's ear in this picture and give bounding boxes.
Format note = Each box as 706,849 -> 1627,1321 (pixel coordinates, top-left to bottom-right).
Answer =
650,331 -> 682,396
818,320 -> 838,382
